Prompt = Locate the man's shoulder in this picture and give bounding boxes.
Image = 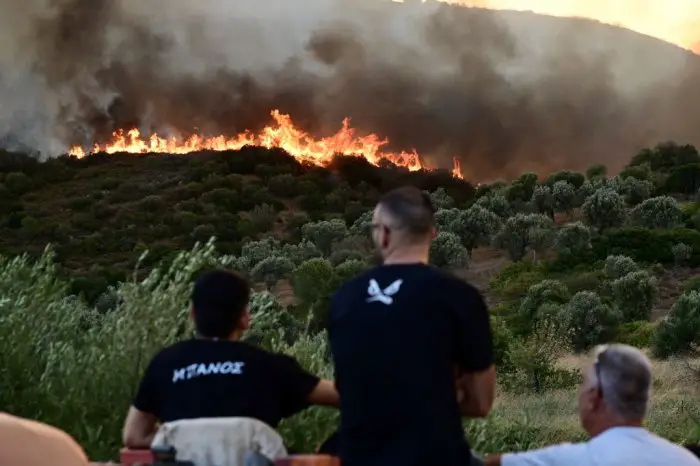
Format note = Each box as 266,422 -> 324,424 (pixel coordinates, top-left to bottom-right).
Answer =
333,264 -> 482,303
643,433 -> 700,464
151,339 -> 258,363
501,442 -> 589,466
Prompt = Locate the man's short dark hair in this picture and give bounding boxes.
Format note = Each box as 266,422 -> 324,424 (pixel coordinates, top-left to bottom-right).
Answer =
191,269 -> 251,338
378,186 -> 436,240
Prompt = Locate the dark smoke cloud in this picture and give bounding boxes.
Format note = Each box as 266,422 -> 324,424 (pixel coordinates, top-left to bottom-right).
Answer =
0,0 -> 699,180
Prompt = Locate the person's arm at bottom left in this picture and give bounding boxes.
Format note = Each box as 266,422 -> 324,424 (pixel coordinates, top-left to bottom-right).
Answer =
122,406 -> 158,449
307,379 -> 340,407
278,355 -> 340,416
123,357 -> 161,449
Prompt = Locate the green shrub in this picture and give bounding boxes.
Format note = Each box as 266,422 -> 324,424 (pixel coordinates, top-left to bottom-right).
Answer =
611,270 -> 657,322
429,232 -> 469,269
4,171 -> 32,195
560,271 -> 603,294
328,249 -> 365,267
250,256 -> 294,290
560,291 -> 621,352
673,243 -> 693,267
593,228 -> 700,266
334,259 -> 367,282
517,280 -> 569,332
489,261 -> 547,299
492,214 -> 553,262
616,321 -> 657,348
268,174 -> 301,197
250,203 -> 277,231
683,276 -> 700,294
499,319 -> 581,393
653,291 -> 700,358
582,187 -> 626,232
291,258 -> 337,326
603,255 -> 639,279
301,219 -> 349,256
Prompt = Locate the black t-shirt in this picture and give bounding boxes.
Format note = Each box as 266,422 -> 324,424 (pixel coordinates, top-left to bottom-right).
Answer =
329,263 -> 493,466
133,339 -> 320,427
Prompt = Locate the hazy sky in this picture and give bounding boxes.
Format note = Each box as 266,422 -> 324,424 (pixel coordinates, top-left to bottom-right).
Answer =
414,0 -> 700,50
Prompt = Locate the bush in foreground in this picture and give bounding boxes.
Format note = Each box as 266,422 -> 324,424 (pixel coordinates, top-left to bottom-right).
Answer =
0,242 -> 335,459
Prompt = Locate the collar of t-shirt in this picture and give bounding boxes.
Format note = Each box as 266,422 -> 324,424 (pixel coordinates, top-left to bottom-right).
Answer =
501,426 -> 700,466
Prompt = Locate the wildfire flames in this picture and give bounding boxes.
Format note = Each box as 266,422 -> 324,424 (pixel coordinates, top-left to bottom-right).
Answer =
69,110 -> 463,179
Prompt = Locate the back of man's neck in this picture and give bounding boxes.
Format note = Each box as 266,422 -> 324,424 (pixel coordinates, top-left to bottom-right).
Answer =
590,420 -> 645,438
382,250 -> 429,265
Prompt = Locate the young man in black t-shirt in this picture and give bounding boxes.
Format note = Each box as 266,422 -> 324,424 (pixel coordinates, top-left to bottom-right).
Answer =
329,186 -> 496,466
122,269 -> 339,448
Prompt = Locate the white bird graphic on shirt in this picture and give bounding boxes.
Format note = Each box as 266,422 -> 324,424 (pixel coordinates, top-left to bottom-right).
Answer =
366,278 -> 403,305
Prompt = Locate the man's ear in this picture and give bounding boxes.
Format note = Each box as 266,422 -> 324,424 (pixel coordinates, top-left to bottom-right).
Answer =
240,305 -> 251,331
431,227 -> 437,239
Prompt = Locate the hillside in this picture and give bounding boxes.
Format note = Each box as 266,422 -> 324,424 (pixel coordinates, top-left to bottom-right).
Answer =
0,147 -> 471,301
2,139 -> 700,305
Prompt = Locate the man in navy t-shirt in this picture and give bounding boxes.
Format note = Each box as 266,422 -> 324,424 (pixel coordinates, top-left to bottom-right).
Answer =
329,186 -> 496,466
122,269 -> 339,448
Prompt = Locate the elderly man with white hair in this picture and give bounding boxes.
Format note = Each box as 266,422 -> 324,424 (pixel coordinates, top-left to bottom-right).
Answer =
485,343 -> 700,466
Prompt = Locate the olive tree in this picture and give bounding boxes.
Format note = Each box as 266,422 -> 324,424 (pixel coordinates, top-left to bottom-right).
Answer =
531,185 -> 554,217
282,240 -> 322,266
428,187 -> 455,209
301,219 -> 349,256
603,255 -> 639,279
435,208 -> 461,233
291,258 -> 338,327
518,279 -> 569,326
629,196 -> 682,230
492,213 -> 553,261
560,291 -> 622,352
349,210 -> 373,236
586,164 -> 607,181
429,232 -> 469,269
328,249 -> 365,267
552,181 -> 576,216
475,194 -> 512,219
250,256 -> 295,290
240,237 -> 283,271
653,291 -> 700,358
619,177 -> 654,206
672,243 -> 692,267
575,181 -> 596,207
448,206 -> 501,257
335,259 -> 368,282
528,226 -> 555,264
611,270 -> 657,322
554,222 -> 591,255
582,187 -> 626,232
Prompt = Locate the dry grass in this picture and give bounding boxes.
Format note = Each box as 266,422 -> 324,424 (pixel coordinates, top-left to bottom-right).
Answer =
485,352 -> 700,450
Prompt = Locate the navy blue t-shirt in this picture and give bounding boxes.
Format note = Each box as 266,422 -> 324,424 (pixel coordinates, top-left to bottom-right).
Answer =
133,339 -> 320,427
329,263 -> 493,466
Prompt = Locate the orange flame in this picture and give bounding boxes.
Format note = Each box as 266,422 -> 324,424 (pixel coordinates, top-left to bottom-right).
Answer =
69,110 -> 463,179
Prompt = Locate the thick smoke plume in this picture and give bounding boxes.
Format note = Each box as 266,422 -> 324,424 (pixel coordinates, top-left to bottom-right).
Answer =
0,0 -> 699,180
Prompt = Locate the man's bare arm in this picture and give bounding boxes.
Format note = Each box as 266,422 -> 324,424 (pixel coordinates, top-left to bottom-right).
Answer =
455,365 -> 496,418
307,379 -> 340,407
484,455 -> 502,465
122,406 -> 158,449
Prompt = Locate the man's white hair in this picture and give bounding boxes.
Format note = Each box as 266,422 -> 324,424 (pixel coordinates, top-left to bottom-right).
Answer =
590,344 -> 653,421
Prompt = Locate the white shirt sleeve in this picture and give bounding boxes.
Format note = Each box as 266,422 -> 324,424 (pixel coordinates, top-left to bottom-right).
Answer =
500,442 -> 588,466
